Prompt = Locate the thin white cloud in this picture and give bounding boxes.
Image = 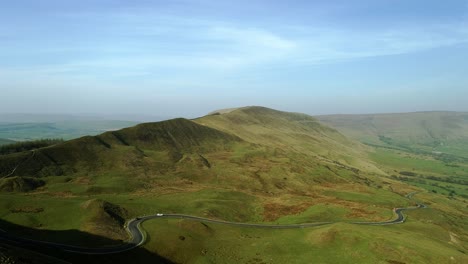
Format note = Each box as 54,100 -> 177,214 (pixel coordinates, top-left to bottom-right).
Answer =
207,26 -> 296,50
271,23 -> 468,67
2,10 -> 468,76
50,11 -> 298,69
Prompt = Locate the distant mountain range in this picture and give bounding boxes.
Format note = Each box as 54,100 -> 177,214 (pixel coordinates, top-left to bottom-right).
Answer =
0,113 -> 171,123
318,111 -> 468,158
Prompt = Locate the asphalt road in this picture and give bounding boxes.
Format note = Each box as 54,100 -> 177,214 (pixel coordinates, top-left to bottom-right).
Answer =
0,192 -> 427,255
351,192 -> 427,225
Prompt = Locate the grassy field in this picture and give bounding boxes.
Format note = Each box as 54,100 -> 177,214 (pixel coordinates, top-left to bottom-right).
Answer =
433,139 -> 468,159
369,148 -> 468,198
141,215 -> 467,263
1,188 -> 465,263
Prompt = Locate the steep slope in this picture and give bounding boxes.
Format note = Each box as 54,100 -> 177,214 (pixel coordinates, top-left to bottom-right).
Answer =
196,106 -> 382,173
0,118 -> 242,178
80,199 -> 129,242
100,117 -> 240,152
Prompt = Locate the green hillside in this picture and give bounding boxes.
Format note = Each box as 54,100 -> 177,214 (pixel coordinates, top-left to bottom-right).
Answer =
317,111 -> 468,158
196,106 -> 383,173
0,107 -> 466,263
317,111 -> 468,199
0,118 -> 243,179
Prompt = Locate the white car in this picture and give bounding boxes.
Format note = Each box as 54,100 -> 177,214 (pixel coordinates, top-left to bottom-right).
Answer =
156,213 -> 164,216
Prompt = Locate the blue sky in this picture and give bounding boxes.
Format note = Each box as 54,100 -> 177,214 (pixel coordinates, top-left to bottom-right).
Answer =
1,0 -> 468,118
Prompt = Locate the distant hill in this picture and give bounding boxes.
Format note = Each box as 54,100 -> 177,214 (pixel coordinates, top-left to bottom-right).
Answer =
0,120 -> 138,141
317,111 -> 468,158
0,113 -> 169,123
0,138 -> 15,146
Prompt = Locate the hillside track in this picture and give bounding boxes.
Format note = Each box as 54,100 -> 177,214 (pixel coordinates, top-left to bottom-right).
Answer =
0,192 -> 427,254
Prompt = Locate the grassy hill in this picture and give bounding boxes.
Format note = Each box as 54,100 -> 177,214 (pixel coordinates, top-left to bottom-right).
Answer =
317,111 -> 468,158
196,106 -> 382,173
0,107 -> 466,263
0,118 -> 243,179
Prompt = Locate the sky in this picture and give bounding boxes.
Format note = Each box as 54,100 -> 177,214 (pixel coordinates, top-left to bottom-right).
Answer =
1,0 -> 468,118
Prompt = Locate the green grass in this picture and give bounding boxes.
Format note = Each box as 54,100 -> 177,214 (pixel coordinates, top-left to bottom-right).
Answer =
323,188 -> 411,207
0,194 -> 87,231
434,139 -> 468,159
40,172 -> 143,195
0,188 -> 264,252
370,149 -> 468,176
400,177 -> 468,197
105,189 -> 263,222
369,148 -> 468,197
141,219 -> 467,264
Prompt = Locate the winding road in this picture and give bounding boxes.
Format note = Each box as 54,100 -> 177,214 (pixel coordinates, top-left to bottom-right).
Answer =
0,192 -> 427,255
351,192 -> 427,225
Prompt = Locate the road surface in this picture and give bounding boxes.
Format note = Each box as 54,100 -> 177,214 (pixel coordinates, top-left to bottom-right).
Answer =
351,192 -> 427,225
0,192 -> 427,254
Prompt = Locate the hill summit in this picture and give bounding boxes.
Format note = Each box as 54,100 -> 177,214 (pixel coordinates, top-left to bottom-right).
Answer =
0,118 -> 240,178
0,106 -> 381,195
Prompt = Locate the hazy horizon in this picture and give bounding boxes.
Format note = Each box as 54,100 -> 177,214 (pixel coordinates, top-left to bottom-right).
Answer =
1,107 -> 468,123
2,0 -> 468,118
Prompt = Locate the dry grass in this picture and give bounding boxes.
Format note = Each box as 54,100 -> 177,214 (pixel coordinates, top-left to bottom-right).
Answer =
263,202 -> 314,221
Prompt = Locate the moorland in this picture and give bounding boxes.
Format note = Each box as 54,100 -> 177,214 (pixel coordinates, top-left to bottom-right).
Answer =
0,107 -> 467,263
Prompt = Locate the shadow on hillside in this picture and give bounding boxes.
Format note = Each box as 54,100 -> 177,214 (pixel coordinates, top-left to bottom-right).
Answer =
0,218 -> 174,264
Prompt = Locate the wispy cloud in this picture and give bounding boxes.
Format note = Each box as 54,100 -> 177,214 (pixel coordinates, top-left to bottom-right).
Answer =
2,10 -> 468,77
1,1 -> 468,115
1,12 -> 299,74
283,23 -> 468,66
